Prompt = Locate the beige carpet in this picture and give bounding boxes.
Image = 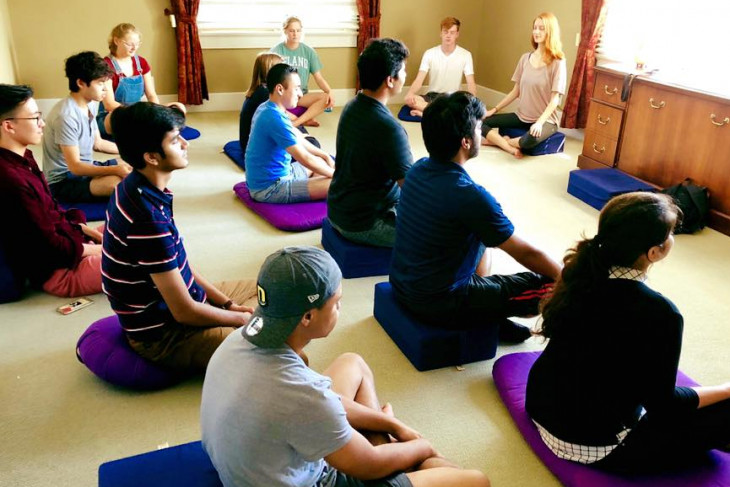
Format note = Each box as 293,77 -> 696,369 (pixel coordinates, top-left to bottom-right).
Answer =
2,108 -> 729,486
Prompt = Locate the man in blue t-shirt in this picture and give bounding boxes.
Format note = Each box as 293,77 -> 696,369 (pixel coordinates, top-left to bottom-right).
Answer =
245,63 -> 335,204
201,246 -> 490,487
328,38 -> 413,248
103,102 -> 258,372
390,92 -> 561,342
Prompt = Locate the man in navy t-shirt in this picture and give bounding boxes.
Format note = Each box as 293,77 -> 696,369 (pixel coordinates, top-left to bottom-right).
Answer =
390,92 -> 561,342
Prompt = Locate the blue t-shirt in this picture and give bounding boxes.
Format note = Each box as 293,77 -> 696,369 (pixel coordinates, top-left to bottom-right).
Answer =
244,101 -> 300,191
390,157 -> 514,309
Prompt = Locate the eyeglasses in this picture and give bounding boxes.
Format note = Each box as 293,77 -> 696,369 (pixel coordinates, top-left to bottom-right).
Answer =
122,41 -> 141,49
3,113 -> 43,127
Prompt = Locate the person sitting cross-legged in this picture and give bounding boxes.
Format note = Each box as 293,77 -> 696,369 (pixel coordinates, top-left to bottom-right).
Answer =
327,38 -> 413,248
244,63 -> 335,204
103,102 -> 257,372
390,92 -> 562,343
201,246 -> 491,487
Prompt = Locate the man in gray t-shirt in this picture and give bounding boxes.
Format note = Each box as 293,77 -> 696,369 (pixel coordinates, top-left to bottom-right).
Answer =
43,51 -> 131,202
201,247 -> 489,487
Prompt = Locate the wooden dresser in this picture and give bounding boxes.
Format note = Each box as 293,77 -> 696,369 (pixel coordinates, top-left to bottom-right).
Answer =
578,66 -> 730,236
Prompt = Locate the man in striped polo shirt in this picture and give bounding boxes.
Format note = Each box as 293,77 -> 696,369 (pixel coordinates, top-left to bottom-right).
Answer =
102,102 -> 257,372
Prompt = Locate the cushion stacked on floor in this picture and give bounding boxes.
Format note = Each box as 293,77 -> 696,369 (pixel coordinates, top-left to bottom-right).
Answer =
493,351 -> 730,487
76,315 -> 182,390
180,126 -> 201,141
321,219 -> 392,279
500,127 -> 566,156
567,168 -> 656,210
98,441 -> 221,487
232,181 -> 327,232
373,282 -> 499,371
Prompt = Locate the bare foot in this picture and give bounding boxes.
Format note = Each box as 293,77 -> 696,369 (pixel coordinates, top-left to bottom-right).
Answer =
409,109 -> 423,118
381,402 -> 394,417
302,118 -> 320,127
511,148 -> 524,159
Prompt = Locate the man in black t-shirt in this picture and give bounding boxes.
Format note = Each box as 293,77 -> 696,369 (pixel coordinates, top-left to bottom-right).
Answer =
327,39 -> 412,247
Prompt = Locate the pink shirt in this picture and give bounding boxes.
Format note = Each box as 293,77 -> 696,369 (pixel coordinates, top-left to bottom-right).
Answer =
512,52 -> 566,125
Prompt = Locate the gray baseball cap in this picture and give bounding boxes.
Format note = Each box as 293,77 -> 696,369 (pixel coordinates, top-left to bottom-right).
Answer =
242,246 -> 342,348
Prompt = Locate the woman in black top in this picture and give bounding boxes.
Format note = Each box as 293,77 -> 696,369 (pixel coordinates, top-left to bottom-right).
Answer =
526,192 -> 730,473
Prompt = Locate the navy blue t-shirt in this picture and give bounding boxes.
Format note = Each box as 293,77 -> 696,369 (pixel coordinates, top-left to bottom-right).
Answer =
390,157 -> 514,309
239,85 -> 269,155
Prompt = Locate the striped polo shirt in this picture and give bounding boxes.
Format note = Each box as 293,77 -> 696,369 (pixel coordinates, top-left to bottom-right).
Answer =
102,170 -> 206,340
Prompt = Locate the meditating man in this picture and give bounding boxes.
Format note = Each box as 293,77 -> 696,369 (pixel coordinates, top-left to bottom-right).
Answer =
327,38 -> 413,247
201,246 -> 490,487
244,63 -> 335,204
103,102 -> 257,372
0,84 -> 102,298
404,17 -> 477,117
390,92 -> 561,343
43,51 -> 132,202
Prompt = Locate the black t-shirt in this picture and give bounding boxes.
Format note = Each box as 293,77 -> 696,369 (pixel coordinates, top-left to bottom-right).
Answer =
327,93 -> 413,232
526,279 -> 699,445
239,85 -> 270,154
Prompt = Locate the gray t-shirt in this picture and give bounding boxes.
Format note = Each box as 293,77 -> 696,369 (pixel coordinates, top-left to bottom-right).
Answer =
201,330 -> 352,487
43,96 -> 99,184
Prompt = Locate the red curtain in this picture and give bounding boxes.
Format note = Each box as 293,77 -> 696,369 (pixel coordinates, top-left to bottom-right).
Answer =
561,0 -> 608,129
166,0 -> 208,105
356,0 -> 381,89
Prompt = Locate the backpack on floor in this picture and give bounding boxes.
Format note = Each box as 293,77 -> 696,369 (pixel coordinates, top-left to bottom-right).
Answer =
660,178 -> 710,234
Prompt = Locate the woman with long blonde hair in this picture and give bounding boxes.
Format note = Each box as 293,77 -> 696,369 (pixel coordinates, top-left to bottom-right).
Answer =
481,12 -> 566,158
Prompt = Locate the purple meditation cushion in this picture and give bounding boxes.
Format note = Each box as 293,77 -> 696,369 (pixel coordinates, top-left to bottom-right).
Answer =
493,351 -> 730,487
232,181 -> 327,232
76,315 -> 182,390
286,106 -> 307,118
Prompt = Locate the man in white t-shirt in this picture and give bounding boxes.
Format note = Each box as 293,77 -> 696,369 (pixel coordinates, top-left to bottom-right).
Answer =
404,17 -> 477,117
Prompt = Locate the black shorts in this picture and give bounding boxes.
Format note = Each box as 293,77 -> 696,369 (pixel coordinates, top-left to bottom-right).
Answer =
48,160 -> 118,203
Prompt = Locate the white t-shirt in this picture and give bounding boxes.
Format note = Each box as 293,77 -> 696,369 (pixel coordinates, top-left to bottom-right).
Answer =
201,331 -> 352,487
418,45 -> 474,94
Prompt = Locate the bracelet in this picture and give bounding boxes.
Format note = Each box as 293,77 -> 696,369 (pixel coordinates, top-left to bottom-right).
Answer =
221,299 -> 233,310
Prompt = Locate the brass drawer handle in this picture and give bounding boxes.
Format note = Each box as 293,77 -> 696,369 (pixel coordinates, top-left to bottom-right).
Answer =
597,114 -> 610,125
604,85 -> 618,96
649,98 -> 665,109
592,143 -> 606,154
710,113 -> 730,127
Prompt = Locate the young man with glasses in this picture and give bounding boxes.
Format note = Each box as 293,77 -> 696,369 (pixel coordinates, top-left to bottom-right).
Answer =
43,51 -> 132,203
0,84 -> 103,297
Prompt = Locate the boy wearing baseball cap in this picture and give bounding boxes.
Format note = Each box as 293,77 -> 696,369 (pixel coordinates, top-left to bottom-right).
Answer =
201,246 -> 489,487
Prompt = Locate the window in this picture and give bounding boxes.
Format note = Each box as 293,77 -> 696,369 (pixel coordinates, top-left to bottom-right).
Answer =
197,0 -> 359,49
597,0 -> 729,94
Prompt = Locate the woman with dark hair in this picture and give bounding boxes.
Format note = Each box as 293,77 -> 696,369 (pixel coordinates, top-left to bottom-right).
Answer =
481,12 -> 567,158
526,192 -> 730,473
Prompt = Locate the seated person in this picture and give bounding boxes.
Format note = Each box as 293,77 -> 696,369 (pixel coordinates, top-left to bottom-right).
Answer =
239,52 -> 319,157
527,192 -> 730,474
201,246 -> 490,487
404,17 -> 476,118
327,38 -> 413,248
271,16 -> 334,128
481,13 -> 567,159
244,63 -> 334,204
390,92 -> 561,342
96,23 -> 187,138
43,51 -> 132,202
103,102 -> 257,372
0,84 -> 102,298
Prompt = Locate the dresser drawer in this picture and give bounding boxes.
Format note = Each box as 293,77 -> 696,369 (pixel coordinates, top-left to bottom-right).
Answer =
582,131 -> 619,166
593,71 -> 626,108
585,102 -> 624,140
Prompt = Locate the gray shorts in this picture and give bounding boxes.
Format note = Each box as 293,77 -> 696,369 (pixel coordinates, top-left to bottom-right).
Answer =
249,162 -> 311,204
319,466 -> 412,487
330,211 -> 397,248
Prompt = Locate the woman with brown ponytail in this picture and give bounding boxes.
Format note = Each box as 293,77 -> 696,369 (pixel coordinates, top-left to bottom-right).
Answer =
526,192 -> 730,473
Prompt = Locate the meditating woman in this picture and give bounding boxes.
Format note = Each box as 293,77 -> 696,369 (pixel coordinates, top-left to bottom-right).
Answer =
481,12 -> 566,158
97,23 -> 185,137
271,16 -> 334,127
526,192 -> 730,474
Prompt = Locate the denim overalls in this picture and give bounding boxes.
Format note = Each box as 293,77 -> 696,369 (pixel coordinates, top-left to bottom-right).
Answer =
96,55 -> 146,138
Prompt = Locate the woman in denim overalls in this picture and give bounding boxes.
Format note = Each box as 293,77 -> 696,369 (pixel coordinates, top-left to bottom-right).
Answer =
97,23 -> 186,139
